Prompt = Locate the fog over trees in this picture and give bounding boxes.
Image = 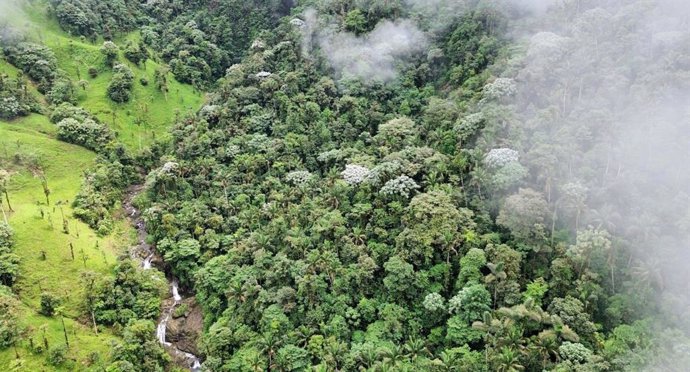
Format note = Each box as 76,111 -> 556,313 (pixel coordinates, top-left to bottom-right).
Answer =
0,0 -> 689,370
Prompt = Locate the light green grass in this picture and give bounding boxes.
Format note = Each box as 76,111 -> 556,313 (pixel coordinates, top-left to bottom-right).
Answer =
0,115 -> 125,370
0,2 -> 206,369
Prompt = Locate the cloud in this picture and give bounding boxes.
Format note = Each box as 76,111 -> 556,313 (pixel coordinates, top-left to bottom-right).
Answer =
492,0 -> 690,365
297,8 -> 428,84
316,18 -> 428,83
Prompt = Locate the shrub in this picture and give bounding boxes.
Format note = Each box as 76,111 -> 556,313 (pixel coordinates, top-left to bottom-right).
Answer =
54,1 -> 97,37
50,102 -> 91,124
39,292 -> 60,316
3,42 -> 58,92
0,223 -> 19,287
107,64 -> 134,103
100,41 -> 119,67
124,41 -> 148,65
0,223 -> 14,251
57,117 -> 114,151
47,344 -> 68,366
0,286 -> 20,348
46,77 -> 76,105
0,74 -> 40,119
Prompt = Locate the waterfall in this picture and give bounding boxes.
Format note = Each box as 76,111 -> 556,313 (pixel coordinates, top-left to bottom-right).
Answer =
143,253 -> 153,269
125,185 -> 202,371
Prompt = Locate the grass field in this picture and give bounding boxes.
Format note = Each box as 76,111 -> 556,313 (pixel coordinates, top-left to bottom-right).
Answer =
0,115 -> 125,370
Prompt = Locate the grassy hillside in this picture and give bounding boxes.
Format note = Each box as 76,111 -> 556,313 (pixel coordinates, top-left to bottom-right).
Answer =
14,1 -> 205,151
0,115 -> 123,370
0,2 -> 205,370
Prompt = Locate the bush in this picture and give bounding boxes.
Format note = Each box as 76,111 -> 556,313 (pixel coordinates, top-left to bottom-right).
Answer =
54,0 -> 97,37
0,223 -> 14,250
100,41 -> 119,67
50,102 -> 91,124
46,77 -> 76,105
51,0 -> 142,38
3,42 -> 58,92
88,67 -> 98,78
39,292 -> 60,316
72,144 -> 138,234
0,223 -> 19,287
0,286 -> 20,348
124,41 -> 148,65
0,74 -> 40,120
107,64 -> 134,103
47,344 -> 68,366
92,261 -> 165,325
57,117 -> 114,151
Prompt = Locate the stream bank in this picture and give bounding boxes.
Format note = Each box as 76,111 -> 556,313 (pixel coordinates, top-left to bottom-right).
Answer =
124,185 -> 202,371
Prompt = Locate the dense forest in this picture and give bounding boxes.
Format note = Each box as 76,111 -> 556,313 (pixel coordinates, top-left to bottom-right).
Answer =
1,0 -> 689,371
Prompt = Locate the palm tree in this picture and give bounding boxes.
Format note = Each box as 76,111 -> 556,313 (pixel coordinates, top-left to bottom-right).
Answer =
291,325 -> 314,348
431,350 -> 459,372
324,337 -> 347,370
256,332 -> 282,370
0,170 -> 13,212
379,343 -> 406,368
492,347 -> 525,372
631,258 -> 665,291
403,337 -> 430,361
356,345 -> 379,370
529,330 -> 560,369
485,262 -> 507,307
247,351 -> 265,372
552,320 -> 579,343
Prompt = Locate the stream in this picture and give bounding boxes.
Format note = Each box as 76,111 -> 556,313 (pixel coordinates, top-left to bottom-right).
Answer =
124,186 -> 202,371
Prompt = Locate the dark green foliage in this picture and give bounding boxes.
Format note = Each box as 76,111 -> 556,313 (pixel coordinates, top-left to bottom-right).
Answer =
47,344 -> 68,366
91,260 -> 164,325
39,292 -> 61,316
123,41 -> 148,65
2,42 -> 58,92
100,41 -> 119,67
107,63 -> 134,103
0,285 -> 21,348
0,223 -> 19,287
108,319 -> 170,371
46,77 -> 76,105
50,0 -> 144,39
51,103 -> 115,152
442,10 -> 506,86
141,0 -> 290,85
0,73 -> 40,120
56,117 -> 114,151
72,146 -> 137,235
50,102 -> 91,124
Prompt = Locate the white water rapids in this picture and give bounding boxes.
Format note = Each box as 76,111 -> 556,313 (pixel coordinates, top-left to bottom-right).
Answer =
125,186 -> 202,371
153,278 -> 202,371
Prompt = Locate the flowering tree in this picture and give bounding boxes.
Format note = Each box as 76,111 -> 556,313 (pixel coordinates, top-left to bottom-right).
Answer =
285,170 -> 314,186
341,164 -> 370,185
379,175 -> 419,198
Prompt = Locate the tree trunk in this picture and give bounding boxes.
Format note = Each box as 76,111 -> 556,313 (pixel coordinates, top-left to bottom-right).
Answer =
4,191 -> 12,212
551,205 -> 558,247
61,316 -> 70,348
91,311 -> 98,334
